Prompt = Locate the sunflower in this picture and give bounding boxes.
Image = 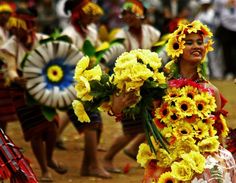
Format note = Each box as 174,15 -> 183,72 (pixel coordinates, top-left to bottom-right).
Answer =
200,23 -> 213,37
166,37 -> 185,59
180,85 -> 199,99
181,151 -> 205,174
200,92 -> 216,112
194,94 -> 211,119
175,96 -> 196,118
198,136 -> 220,153
213,114 -> 229,138
72,100 -> 90,122
185,20 -> 202,34
193,121 -> 210,139
155,103 -> 170,124
173,121 -> 195,140
168,108 -> 181,123
158,171 -> 178,183
171,161 -> 194,181
163,87 -> 180,103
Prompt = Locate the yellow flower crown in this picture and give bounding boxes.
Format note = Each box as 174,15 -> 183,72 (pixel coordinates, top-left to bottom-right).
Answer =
82,2 -> 104,16
0,4 -> 13,13
166,20 -> 213,60
6,17 -> 27,30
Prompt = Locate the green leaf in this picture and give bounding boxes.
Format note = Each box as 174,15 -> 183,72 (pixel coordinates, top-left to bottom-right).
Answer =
82,40 -> 95,56
41,106 -> 57,121
110,38 -> 125,45
20,53 -> 29,69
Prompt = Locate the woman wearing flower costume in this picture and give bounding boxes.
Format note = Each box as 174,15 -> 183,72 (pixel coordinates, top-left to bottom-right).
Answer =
60,0 -> 112,179
0,8 -> 68,182
0,1 -> 17,132
137,20 -> 236,182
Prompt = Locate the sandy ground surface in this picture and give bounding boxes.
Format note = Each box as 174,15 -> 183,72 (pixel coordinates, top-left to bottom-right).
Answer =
4,79 -> 236,183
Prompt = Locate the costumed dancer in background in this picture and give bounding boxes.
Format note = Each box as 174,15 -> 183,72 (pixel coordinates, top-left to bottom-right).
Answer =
137,20 -> 236,182
103,0 -> 161,173
0,1 -> 17,132
0,8 -> 67,182
61,0 -> 111,178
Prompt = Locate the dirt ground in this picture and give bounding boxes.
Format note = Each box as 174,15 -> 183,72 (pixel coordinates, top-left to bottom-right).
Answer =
4,80 -> 236,183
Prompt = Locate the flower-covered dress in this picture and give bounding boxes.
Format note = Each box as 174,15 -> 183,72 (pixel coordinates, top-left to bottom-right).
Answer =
137,78 -> 236,183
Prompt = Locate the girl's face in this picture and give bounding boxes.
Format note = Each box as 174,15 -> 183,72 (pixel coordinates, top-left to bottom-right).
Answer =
182,33 -> 206,64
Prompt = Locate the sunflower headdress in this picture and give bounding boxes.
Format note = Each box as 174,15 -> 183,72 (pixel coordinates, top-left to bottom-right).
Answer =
0,2 -> 15,14
165,20 -> 214,79
120,0 -> 144,19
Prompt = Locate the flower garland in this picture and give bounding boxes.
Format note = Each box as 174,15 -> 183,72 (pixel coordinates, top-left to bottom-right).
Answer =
137,78 -> 229,182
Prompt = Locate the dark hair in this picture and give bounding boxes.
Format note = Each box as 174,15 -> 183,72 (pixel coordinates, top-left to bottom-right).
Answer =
15,7 -> 37,18
64,0 -> 77,15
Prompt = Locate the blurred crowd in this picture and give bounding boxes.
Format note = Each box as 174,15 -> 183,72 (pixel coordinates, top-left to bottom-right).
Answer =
16,0 -> 236,80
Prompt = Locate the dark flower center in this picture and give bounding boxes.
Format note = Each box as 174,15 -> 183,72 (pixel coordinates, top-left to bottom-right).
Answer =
162,109 -> 168,116
181,129 -> 188,134
197,104 -> 203,111
171,114 -> 178,120
187,93 -> 193,99
181,104 -> 188,111
173,42 -> 180,50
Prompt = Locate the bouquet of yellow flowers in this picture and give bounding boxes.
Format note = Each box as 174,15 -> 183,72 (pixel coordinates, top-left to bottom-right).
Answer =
72,49 -> 167,147
137,78 -> 229,182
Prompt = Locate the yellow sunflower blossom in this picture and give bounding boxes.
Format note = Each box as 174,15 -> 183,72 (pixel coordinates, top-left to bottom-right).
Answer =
173,121 -> 195,140
219,114 -> 229,138
193,121 -> 210,139
155,103 -> 170,124
72,100 -> 90,122
194,94 -> 212,119
166,37 -> 185,58
185,20 -> 202,34
200,92 -> 217,112
168,108 -> 181,123
181,85 -> 199,99
198,136 -> 220,153
181,151 -> 205,174
200,23 -> 213,37
158,171 -> 178,183
175,96 -> 196,118
163,87 -> 181,102
171,161 -> 194,181
137,143 -> 156,168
